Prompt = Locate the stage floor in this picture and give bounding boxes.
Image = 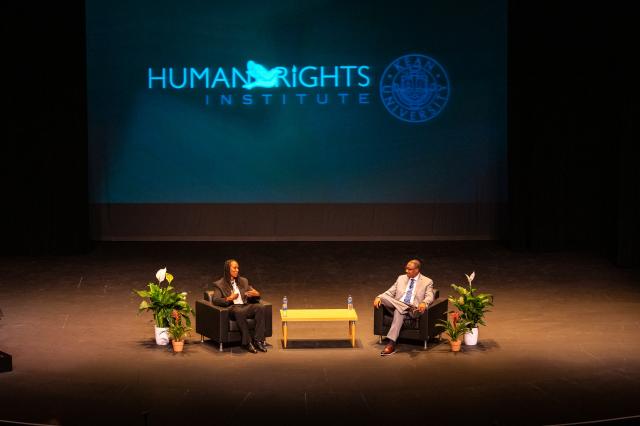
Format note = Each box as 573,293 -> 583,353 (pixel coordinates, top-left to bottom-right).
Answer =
1,241 -> 639,425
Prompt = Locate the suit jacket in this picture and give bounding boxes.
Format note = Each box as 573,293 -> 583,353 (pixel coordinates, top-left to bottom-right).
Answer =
378,273 -> 435,307
211,276 -> 259,307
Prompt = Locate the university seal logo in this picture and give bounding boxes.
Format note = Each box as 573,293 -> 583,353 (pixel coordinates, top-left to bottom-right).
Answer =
379,54 -> 450,123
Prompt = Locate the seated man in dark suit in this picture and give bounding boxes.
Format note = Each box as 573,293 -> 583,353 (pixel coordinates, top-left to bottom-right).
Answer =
211,259 -> 268,353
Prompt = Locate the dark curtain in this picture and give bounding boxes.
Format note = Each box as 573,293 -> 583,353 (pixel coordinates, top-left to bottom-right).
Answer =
4,2 -> 89,255
508,2 -> 639,267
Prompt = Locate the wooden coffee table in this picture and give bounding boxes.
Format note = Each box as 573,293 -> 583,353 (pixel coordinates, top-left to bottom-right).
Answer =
280,308 -> 358,348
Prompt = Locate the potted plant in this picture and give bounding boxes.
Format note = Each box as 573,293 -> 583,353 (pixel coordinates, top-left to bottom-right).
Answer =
436,312 -> 471,352
168,310 -> 192,353
449,272 -> 493,346
134,267 -> 194,345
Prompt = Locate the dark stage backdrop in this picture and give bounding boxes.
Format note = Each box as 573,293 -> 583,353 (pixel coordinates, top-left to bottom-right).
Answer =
508,3 -> 639,267
86,0 -> 507,240
5,3 -> 88,255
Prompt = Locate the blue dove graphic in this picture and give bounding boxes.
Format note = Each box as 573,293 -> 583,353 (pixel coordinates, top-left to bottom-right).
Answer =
243,60 -> 285,89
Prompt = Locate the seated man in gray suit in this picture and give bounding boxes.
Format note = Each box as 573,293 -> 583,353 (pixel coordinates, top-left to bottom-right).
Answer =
373,259 -> 434,356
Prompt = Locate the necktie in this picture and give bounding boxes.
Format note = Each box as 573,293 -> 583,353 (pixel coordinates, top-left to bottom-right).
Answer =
403,278 -> 415,304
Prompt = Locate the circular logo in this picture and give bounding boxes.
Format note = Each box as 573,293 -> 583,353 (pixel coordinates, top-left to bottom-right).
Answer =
379,54 -> 450,123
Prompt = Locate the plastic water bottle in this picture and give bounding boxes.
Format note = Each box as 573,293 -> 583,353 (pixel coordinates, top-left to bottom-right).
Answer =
347,294 -> 353,310
282,296 -> 288,316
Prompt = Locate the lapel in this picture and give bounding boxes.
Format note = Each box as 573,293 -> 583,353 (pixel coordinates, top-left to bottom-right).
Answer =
406,274 -> 423,300
399,275 -> 409,295
414,274 -> 425,298
236,277 -> 247,294
213,279 -> 235,301
221,280 -> 233,297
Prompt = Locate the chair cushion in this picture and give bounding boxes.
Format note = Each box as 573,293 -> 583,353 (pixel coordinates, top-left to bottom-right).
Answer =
228,318 -> 256,332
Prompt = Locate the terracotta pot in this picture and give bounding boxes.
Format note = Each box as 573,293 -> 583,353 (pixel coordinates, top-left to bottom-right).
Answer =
171,340 -> 184,353
450,339 -> 462,352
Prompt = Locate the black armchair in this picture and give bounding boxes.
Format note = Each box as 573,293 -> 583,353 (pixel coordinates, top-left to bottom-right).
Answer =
373,289 -> 448,349
196,291 -> 273,351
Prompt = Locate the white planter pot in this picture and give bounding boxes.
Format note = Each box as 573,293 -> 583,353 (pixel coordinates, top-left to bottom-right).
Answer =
464,327 -> 479,345
154,326 -> 169,345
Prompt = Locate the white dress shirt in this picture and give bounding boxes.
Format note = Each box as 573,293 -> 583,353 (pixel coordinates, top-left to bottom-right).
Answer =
231,279 -> 243,305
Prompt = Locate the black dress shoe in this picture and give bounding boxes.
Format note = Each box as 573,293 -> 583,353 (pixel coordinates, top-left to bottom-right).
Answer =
243,342 -> 258,354
254,339 -> 268,352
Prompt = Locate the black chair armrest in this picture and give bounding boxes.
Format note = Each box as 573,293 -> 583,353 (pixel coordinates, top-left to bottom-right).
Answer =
425,297 -> 448,339
411,296 -> 447,340
203,290 -> 216,303
373,304 -> 385,335
196,299 -> 231,342
259,301 -> 273,337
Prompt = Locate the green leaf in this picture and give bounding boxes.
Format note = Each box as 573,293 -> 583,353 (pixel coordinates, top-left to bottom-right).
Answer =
135,271 -> 193,330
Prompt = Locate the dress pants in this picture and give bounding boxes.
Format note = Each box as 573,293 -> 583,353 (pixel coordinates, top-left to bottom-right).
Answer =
229,303 -> 266,345
379,293 -> 420,342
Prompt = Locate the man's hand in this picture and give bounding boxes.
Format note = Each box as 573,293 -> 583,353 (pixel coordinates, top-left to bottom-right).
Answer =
245,289 -> 260,298
226,292 -> 239,302
418,302 -> 427,314
373,297 -> 381,308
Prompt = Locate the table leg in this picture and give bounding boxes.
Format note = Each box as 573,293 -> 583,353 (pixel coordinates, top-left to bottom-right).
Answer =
350,321 -> 356,347
282,321 -> 288,349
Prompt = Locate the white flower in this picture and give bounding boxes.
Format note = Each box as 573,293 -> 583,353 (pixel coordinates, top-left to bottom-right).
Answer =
466,271 -> 475,284
156,267 -> 167,283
